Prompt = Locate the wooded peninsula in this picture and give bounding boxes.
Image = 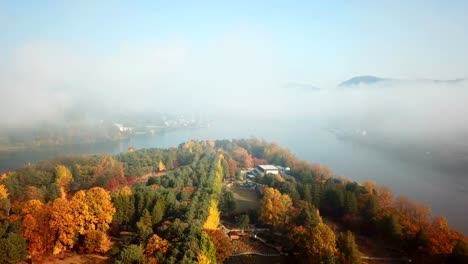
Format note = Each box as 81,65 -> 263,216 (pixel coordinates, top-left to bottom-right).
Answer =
0,139 -> 466,263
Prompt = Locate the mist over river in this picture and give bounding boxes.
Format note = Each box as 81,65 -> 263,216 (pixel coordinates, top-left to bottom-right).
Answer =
0,118 -> 467,234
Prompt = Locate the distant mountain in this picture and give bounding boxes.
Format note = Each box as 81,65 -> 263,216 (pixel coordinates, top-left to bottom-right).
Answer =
431,78 -> 465,84
284,82 -> 321,92
338,75 -> 389,87
338,75 -> 465,88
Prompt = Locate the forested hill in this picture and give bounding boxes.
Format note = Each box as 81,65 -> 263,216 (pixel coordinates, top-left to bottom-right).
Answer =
0,139 -> 466,263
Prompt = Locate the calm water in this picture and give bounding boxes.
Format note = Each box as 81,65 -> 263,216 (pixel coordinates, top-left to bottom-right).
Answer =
0,118 -> 467,233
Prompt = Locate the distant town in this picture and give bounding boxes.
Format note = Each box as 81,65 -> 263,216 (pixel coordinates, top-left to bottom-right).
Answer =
0,113 -> 212,148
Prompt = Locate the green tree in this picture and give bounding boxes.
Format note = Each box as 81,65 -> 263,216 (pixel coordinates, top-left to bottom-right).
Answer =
0,221 -> 27,264
151,201 -> 166,225
321,249 -> 337,264
219,190 -> 236,213
303,184 -> 313,204
364,195 -> 380,219
296,204 -> 320,229
112,194 -> 135,227
381,214 -> 403,239
237,214 -> 250,231
136,209 -> 153,242
344,191 -> 358,215
117,244 -> 146,264
198,232 -> 216,264
320,187 -> 344,217
0,198 -> 10,217
0,233 -> 28,264
337,231 -> 361,264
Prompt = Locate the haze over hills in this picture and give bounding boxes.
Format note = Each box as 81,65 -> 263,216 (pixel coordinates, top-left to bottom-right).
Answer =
338,75 -> 466,88
284,82 -> 321,92
286,75 -> 467,90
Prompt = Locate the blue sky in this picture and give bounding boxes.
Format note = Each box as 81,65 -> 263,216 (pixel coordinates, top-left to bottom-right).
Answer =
1,1 -> 468,89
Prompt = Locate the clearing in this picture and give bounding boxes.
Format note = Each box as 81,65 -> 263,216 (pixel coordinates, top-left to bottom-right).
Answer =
230,186 -> 261,213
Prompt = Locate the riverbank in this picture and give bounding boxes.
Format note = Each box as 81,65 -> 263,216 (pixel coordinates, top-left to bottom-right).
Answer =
0,118 -> 466,234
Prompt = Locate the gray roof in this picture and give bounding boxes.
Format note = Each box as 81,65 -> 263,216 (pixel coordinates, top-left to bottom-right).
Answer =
257,165 -> 279,171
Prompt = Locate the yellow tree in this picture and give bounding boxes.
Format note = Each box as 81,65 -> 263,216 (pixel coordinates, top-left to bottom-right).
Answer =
71,187 -> 115,234
197,254 -> 210,264
85,187 -> 115,232
55,165 -> 73,197
290,222 -> 337,259
83,230 -> 113,253
0,184 -> 9,216
158,160 -> 166,172
0,184 -> 8,199
259,187 -> 292,227
309,223 -> 337,257
70,190 -> 92,235
49,198 -> 78,254
203,200 -> 220,230
113,185 -> 133,197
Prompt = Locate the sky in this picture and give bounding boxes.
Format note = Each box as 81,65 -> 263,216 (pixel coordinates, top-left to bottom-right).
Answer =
1,1 -> 468,122
2,1 -> 468,86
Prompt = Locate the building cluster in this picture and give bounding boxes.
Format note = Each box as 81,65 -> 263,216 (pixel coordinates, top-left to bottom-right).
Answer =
246,165 -> 290,180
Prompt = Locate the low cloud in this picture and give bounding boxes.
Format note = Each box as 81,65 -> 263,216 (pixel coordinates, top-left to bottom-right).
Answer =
0,30 -> 291,125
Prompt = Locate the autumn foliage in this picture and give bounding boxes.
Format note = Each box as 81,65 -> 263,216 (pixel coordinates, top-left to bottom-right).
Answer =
204,229 -> 233,263
21,200 -> 54,260
19,187 -> 115,260
145,234 -> 170,262
1,139 -> 466,263
259,187 -> 293,227
49,198 -> 77,254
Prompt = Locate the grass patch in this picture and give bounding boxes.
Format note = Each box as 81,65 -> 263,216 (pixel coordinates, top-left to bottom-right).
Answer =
231,187 -> 261,213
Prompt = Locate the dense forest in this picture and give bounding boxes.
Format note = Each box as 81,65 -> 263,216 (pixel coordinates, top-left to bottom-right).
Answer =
0,139 -> 466,263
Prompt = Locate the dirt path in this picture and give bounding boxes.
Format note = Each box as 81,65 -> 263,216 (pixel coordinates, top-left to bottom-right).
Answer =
136,171 -> 167,183
41,254 -> 107,264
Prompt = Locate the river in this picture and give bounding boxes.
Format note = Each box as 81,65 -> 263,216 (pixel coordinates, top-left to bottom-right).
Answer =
0,118 -> 467,234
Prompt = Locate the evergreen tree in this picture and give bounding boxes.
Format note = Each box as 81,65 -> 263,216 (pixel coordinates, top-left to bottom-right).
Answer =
116,244 -> 146,264
237,214 -> 250,231
0,221 -> 27,264
381,214 -> 403,239
364,195 -> 379,219
151,201 -> 166,225
344,191 -> 358,215
337,231 -> 361,264
136,209 -> 153,242
321,249 -> 337,264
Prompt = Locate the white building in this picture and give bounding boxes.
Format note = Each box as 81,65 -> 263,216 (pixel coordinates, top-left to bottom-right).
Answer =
255,165 -> 280,175
113,123 -> 132,132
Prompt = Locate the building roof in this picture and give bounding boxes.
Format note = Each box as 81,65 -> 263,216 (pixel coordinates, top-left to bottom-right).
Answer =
257,165 -> 279,171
